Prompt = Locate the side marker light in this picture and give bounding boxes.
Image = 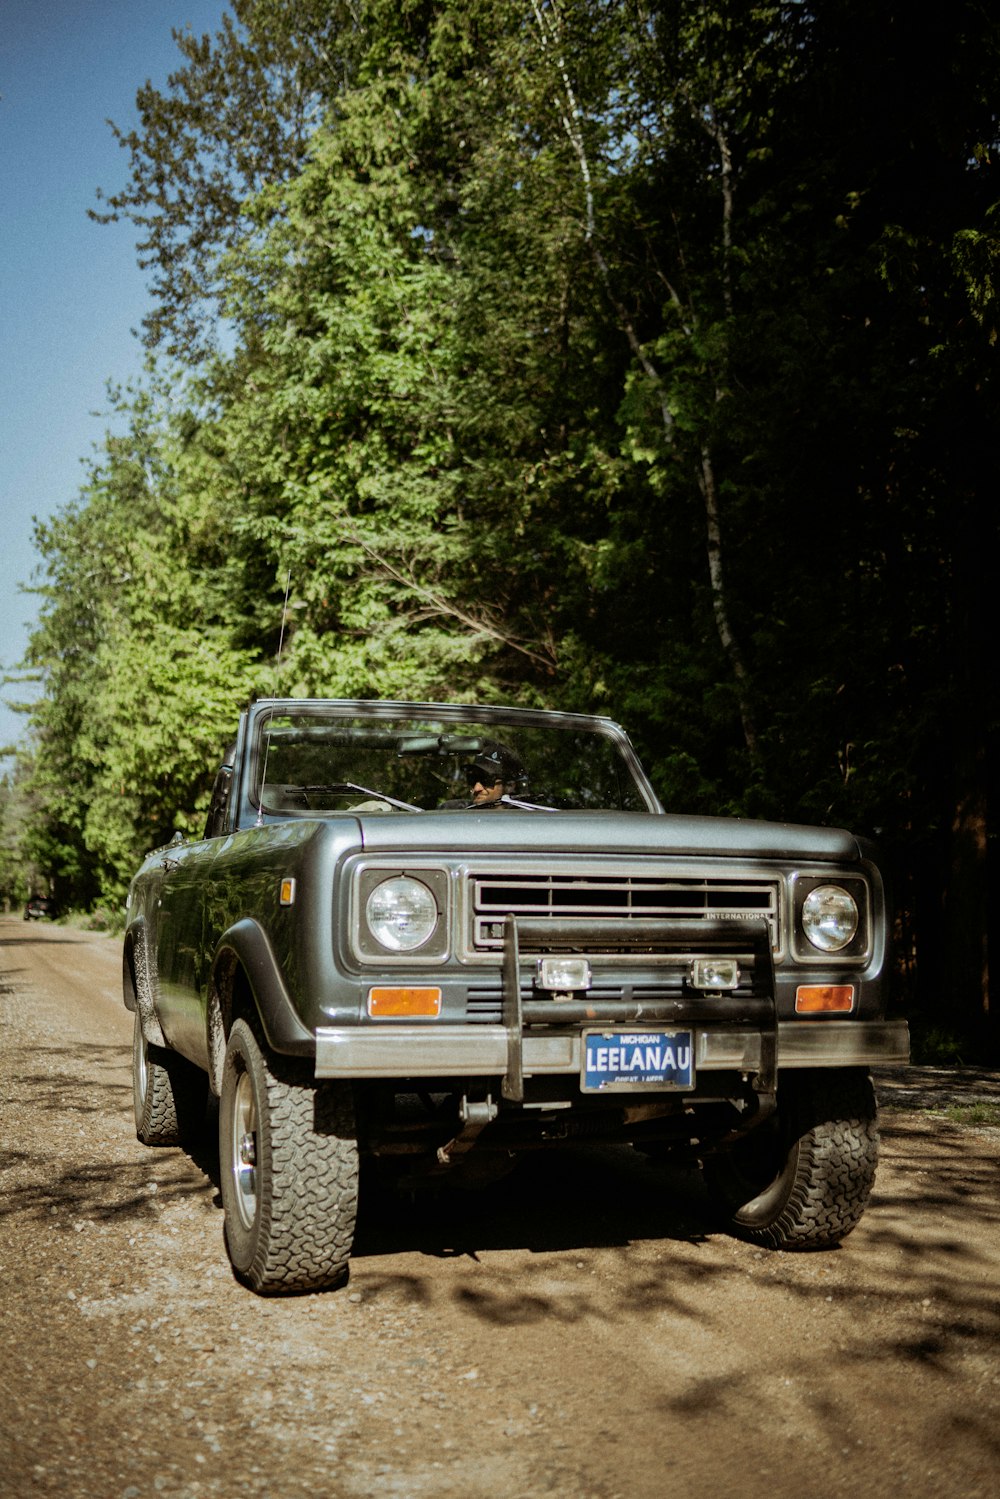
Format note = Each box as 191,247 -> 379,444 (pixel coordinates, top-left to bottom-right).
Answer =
795,985 -> 855,1013
368,987 -> 443,1018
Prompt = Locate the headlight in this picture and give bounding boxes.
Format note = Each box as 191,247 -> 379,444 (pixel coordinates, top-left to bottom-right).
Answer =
801,885 -> 859,952
366,876 -> 439,952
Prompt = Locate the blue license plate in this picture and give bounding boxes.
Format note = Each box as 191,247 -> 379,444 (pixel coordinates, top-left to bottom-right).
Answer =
582,1029 -> 695,1092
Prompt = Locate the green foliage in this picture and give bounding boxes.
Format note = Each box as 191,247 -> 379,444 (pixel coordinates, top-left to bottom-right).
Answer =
10,0 -> 997,1042
18,381 -> 261,903
941,1101 -> 1000,1129
0,767 -> 38,908
908,1022 -> 969,1068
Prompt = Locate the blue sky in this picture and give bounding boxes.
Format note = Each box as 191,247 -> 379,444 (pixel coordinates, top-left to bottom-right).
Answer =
0,0 -> 227,762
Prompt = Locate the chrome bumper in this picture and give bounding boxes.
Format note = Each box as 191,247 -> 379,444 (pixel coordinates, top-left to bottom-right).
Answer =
314,1018 -> 910,1079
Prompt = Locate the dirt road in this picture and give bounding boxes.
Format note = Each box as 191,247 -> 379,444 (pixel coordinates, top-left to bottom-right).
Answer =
1,918 -> 998,1499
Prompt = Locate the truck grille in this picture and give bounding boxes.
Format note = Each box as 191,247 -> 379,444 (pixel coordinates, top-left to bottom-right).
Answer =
469,871 -> 780,952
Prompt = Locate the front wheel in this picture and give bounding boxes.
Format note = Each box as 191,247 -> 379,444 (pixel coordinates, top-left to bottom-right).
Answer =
219,1019 -> 359,1294
702,1068 -> 879,1249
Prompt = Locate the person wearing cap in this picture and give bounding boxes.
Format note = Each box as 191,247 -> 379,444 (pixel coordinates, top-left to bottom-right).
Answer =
457,741 -> 526,808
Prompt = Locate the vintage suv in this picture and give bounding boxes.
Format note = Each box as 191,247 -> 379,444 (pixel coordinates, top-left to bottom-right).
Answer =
124,698 -> 908,1293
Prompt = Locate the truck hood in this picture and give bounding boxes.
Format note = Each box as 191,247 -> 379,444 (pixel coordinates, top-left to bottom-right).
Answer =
355,809 -> 862,863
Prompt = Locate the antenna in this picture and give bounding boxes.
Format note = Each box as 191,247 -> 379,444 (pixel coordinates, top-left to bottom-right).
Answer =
256,569 -> 293,827
275,567 -> 293,660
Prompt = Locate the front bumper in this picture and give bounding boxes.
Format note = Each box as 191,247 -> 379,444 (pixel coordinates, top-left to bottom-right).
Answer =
314,1017 -> 910,1080
319,911 -> 907,1091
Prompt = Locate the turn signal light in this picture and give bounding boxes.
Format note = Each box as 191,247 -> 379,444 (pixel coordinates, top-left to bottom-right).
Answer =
795,985 -> 855,1013
367,987 -> 443,1018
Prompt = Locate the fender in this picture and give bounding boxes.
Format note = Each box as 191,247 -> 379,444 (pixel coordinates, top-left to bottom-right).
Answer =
211,918 -> 315,1058
123,920 -> 167,1048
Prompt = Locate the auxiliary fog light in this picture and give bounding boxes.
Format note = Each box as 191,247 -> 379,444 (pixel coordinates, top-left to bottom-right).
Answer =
690,957 -> 740,992
536,957 -> 592,991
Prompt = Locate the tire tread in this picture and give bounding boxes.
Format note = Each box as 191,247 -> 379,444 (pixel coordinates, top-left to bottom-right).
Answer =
221,1020 -> 359,1294
706,1068 -> 879,1250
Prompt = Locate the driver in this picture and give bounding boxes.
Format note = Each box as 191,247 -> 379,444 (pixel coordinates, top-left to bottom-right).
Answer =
462,742 -> 526,808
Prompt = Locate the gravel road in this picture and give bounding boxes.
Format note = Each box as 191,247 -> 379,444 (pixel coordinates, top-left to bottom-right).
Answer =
1,917 -> 998,1499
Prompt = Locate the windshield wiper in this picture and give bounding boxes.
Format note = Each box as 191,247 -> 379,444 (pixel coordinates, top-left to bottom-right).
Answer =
499,794 -> 559,812
297,782 -> 422,813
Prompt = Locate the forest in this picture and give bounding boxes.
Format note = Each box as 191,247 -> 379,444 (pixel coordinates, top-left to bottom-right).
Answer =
0,1 -> 996,1058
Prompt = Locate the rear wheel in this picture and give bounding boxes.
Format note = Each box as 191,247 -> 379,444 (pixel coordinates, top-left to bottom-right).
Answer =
132,1011 -> 207,1147
219,1019 -> 359,1294
702,1068 -> 879,1249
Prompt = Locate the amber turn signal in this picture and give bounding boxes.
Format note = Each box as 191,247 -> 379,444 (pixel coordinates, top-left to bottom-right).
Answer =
367,987 -> 443,1018
795,985 -> 855,1013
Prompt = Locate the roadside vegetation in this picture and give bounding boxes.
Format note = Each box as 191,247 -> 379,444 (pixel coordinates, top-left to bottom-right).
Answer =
1,1 -> 996,1058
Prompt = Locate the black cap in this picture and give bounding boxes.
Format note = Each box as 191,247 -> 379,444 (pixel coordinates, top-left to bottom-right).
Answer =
464,741 -> 525,786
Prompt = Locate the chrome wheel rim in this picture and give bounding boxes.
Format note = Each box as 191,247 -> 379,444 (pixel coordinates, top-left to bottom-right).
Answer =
230,1069 -> 258,1229
133,1015 -> 148,1115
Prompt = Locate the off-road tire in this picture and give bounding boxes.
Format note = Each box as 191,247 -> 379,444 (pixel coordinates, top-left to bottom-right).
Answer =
219,1018 -> 359,1295
133,1011 -> 207,1147
702,1067 -> 879,1249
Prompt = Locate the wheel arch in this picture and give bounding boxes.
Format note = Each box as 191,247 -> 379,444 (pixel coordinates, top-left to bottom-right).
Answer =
206,919 -> 314,1096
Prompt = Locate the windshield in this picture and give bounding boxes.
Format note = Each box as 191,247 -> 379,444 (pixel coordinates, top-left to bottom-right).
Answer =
252,709 -> 651,815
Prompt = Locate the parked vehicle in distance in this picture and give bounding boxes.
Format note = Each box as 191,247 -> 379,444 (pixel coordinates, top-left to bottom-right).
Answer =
124,698 -> 909,1293
23,895 -> 55,921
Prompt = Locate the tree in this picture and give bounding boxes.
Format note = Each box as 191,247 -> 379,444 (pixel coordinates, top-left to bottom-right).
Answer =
24,382 -> 261,902
92,0 -> 363,358
17,0 -> 997,1052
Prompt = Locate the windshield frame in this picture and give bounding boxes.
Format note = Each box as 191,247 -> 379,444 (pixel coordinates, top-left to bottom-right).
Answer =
238,698 -> 662,824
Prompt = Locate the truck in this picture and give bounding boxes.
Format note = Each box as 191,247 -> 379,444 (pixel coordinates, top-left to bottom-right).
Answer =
124,698 -> 909,1293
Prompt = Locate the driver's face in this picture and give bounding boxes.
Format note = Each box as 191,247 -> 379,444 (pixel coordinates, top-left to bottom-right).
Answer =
470,776 -> 504,804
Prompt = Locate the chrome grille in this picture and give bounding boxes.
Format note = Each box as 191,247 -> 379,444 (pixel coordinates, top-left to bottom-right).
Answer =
469,871 -> 780,952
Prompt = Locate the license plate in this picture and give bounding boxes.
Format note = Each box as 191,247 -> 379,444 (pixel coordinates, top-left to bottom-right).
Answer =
582,1029 -> 695,1092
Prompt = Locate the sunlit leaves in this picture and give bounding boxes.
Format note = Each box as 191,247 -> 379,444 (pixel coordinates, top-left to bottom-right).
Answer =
9,0 -> 997,1045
